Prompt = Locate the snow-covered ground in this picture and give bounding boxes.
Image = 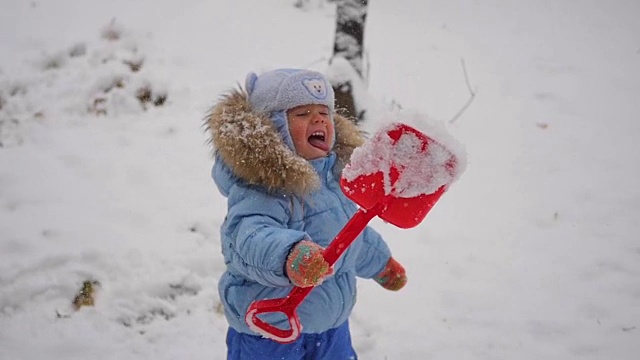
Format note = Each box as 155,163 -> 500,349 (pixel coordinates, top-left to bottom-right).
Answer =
1,0 -> 639,359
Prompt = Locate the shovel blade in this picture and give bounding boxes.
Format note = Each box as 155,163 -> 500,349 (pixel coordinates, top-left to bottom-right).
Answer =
340,173 -> 446,228
340,123 -> 458,229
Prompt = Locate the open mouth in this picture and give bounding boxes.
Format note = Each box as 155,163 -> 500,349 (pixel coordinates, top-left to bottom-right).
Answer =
308,131 -> 329,151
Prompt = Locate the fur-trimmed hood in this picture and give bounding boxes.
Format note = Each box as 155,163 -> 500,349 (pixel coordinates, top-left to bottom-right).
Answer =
206,88 -> 364,197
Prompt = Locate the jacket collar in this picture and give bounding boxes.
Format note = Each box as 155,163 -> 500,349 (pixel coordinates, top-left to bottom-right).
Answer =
206,88 -> 364,197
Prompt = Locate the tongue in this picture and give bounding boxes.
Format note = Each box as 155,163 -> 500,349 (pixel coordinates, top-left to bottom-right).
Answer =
309,137 -> 329,151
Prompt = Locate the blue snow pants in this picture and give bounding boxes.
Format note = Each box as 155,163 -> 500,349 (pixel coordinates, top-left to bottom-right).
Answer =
225,321 -> 357,360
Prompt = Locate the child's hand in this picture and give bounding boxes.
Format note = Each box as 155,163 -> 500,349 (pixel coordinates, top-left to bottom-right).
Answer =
286,240 -> 332,288
373,257 -> 407,291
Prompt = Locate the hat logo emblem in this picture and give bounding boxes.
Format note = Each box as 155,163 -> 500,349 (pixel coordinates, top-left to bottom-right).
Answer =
302,78 -> 328,100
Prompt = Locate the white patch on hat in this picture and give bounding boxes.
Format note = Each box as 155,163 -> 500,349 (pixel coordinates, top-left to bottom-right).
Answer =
302,78 -> 328,100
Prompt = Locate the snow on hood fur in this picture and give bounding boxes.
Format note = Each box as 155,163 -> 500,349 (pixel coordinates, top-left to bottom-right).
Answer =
206,88 -> 364,196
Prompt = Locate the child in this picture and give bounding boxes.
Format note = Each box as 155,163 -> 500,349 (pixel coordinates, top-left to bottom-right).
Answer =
207,68 -> 407,359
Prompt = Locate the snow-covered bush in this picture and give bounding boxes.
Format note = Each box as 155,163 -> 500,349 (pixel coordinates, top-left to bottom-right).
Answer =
0,21 -> 169,148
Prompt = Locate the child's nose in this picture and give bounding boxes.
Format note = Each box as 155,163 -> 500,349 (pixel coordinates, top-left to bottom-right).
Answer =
312,113 -> 326,123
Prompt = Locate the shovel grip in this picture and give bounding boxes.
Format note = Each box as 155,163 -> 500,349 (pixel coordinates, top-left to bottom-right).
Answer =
245,286 -> 312,343
245,207 -> 378,343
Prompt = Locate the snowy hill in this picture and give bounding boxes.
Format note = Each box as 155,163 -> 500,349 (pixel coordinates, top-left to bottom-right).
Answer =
1,0 -> 639,359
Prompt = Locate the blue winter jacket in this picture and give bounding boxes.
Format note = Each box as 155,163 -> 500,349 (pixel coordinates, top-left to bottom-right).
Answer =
212,153 -> 391,334
207,89 -> 392,335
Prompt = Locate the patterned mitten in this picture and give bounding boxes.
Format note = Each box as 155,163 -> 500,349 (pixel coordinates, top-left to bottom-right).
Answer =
286,240 -> 331,288
373,257 -> 407,291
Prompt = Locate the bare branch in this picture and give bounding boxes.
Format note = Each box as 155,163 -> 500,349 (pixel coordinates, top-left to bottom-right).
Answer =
449,58 -> 477,124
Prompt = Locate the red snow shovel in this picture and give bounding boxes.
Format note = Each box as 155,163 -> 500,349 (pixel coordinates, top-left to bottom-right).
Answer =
245,123 -> 460,343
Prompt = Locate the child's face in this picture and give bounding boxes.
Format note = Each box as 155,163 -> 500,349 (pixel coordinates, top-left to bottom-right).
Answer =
287,104 -> 335,160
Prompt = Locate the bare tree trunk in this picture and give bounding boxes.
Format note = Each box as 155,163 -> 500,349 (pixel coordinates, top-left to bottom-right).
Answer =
329,0 -> 368,123
333,0 -> 367,76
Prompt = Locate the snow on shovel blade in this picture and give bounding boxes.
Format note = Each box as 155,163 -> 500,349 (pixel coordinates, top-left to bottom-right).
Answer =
341,123 -> 461,228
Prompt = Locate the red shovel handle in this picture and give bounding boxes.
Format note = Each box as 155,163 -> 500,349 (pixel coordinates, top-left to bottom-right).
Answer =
245,207 -> 378,343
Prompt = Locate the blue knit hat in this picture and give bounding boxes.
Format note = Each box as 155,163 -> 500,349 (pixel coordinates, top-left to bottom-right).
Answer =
245,69 -> 335,151
246,69 -> 335,113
